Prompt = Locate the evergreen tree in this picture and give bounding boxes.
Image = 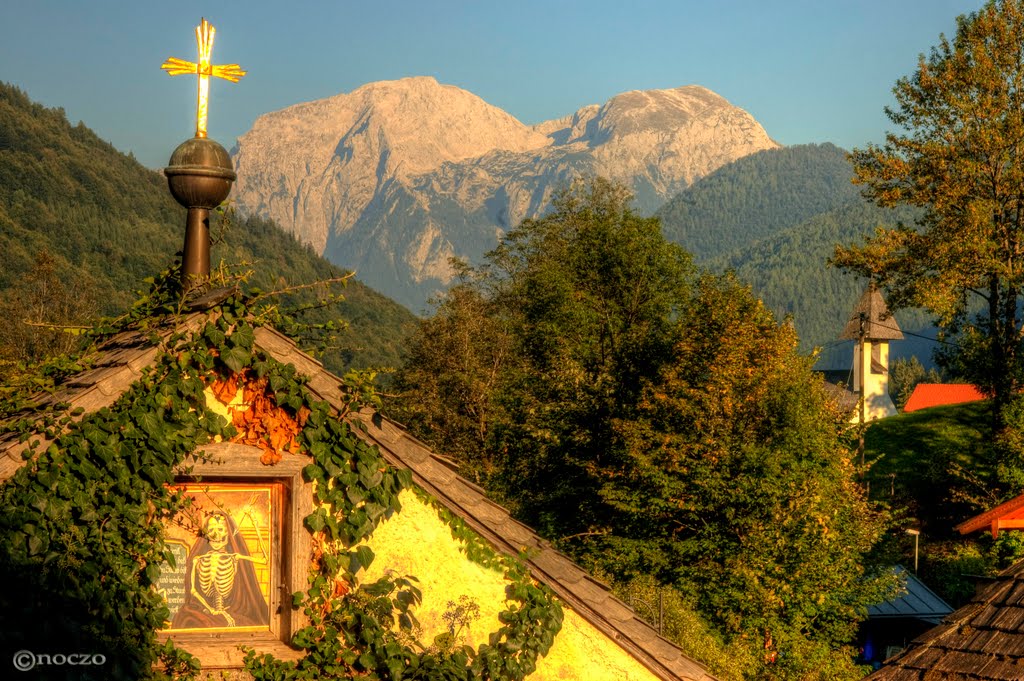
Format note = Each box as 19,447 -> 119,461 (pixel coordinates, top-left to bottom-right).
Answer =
888,357 -> 943,409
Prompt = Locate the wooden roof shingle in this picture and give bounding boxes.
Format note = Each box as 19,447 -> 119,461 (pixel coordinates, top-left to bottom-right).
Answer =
839,284 -> 904,341
869,561 -> 1024,680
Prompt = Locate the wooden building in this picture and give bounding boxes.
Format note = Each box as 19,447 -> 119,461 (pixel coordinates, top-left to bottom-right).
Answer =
955,492 -> 1024,539
858,567 -> 952,671
0,293 -> 715,680
866,494 -> 1024,678
866,560 -> 1024,680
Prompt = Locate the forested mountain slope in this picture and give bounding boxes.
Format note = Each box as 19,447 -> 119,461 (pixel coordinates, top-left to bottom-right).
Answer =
715,202 -> 935,365
654,143 -> 937,364
0,82 -> 414,371
656,143 -> 862,260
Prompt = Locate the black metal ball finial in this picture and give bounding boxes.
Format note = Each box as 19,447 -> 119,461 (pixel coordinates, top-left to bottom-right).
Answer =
165,137 -> 236,285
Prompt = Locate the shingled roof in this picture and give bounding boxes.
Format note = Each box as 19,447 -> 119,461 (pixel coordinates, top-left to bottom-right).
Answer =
868,560 -> 1024,680
820,379 -> 860,414
839,284 -> 904,341
0,307 -> 715,681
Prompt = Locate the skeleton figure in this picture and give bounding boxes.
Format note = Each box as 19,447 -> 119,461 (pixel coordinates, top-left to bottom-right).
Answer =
171,509 -> 268,629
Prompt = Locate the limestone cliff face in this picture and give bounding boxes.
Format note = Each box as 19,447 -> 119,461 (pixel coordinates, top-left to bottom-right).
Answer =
232,77 -> 777,310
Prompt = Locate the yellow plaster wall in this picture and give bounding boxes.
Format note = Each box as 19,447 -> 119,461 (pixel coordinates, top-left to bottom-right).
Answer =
199,388 -> 661,680
360,490 -> 508,647
532,609 -> 662,681
361,491 -> 661,681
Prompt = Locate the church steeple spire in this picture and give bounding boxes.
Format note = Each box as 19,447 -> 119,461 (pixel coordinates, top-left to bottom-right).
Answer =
839,281 -> 904,343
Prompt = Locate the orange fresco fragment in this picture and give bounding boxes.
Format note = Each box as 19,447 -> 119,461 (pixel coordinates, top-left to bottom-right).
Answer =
208,370 -> 305,465
209,373 -> 239,405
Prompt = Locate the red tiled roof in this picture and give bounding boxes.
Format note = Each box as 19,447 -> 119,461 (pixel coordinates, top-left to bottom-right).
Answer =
902,384 -> 986,413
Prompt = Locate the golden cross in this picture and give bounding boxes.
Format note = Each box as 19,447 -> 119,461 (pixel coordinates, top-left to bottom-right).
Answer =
161,18 -> 246,139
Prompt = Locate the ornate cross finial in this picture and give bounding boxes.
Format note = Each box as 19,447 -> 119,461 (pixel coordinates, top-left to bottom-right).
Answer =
161,18 -> 246,138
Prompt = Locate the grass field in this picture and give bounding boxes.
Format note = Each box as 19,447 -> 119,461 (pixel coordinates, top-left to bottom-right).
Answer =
863,400 -> 995,536
859,400 -> 1016,606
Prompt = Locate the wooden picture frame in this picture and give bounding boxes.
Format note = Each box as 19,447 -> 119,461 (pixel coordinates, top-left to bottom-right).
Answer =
158,442 -> 311,669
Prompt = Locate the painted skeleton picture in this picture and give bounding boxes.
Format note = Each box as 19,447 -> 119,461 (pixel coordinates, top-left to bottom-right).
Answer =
160,485 -> 274,632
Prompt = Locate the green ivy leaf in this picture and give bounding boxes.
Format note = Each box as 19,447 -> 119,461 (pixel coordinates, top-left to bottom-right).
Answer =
232,324 -> 255,349
305,509 -> 327,533
144,562 -> 161,585
222,346 -> 251,373
349,545 -> 375,574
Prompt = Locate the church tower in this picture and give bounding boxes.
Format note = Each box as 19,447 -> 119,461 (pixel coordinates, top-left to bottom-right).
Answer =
839,283 -> 903,421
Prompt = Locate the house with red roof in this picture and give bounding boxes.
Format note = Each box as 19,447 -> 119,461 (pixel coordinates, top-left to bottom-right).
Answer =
954,491 -> 1024,539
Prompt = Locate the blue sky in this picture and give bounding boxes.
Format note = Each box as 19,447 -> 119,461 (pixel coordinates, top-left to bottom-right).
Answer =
1,0 -> 983,169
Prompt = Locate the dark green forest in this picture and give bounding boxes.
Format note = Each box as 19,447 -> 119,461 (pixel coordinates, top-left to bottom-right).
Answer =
656,143 -> 862,260
0,82 -> 415,372
656,143 -> 937,364
716,202 -> 934,365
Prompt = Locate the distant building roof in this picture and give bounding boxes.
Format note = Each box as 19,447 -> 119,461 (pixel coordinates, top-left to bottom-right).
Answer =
868,560 -> 1024,680
839,285 -> 904,341
868,567 -> 953,625
820,380 -> 860,414
903,384 -> 986,413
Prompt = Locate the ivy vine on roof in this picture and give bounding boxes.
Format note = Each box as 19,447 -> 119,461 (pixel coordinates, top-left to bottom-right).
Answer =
0,267 -> 561,681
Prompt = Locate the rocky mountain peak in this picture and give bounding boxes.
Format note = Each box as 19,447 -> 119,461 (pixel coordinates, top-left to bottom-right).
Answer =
232,79 -> 777,310
590,86 -> 729,139
330,76 -> 550,175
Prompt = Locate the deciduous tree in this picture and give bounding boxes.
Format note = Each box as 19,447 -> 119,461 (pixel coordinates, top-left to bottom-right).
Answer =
393,178 -> 892,679
834,0 -> 1024,425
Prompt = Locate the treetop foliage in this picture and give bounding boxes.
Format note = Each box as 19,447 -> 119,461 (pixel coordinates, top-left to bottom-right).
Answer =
392,177 -> 893,680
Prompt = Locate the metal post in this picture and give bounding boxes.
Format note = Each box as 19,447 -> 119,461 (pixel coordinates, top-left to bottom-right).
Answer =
182,207 -> 211,285
906,528 -> 920,573
658,589 -> 664,636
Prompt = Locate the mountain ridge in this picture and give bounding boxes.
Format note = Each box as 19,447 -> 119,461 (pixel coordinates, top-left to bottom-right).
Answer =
656,142 -> 861,261
653,143 -> 936,364
232,77 -> 778,310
